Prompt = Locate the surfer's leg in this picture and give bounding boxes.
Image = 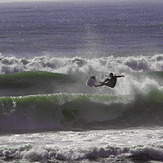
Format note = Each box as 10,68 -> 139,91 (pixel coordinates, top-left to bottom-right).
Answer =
94,82 -> 105,87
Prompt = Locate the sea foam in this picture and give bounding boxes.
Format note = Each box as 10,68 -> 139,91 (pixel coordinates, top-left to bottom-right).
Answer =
0,54 -> 163,75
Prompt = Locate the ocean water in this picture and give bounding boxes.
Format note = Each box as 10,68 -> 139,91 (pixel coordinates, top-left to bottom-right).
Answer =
0,0 -> 163,57
0,0 -> 163,162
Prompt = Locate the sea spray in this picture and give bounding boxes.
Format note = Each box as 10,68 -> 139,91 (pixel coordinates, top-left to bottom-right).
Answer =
0,69 -> 162,96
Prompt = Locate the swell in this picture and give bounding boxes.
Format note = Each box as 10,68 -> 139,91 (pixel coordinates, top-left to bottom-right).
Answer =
0,70 -> 162,96
0,71 -> 77,96
0,89 -> 162,132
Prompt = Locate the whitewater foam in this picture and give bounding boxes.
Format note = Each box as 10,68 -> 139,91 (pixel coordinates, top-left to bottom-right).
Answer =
0,54 -> 162,97
0,128 -> 162,162
0,54 -> 163,75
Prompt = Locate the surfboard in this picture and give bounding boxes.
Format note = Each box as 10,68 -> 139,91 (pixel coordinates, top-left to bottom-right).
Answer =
86,76 -> 96,87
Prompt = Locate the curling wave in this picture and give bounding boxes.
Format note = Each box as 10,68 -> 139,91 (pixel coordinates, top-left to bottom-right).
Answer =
0,88 -> 162,132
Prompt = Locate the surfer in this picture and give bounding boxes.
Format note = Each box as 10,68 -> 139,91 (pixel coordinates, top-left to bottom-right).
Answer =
95,73 -> 125,88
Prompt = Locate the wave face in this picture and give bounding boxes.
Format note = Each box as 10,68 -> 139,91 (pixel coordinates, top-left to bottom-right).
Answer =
0,54 -> 163,132
0,71 -> 77,96
0,89 -> 162,132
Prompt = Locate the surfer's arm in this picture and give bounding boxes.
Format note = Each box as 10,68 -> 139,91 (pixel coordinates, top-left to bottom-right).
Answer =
116,75 -> 125,78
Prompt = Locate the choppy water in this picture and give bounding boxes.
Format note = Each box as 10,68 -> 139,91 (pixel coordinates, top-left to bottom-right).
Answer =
0,0 -> 163,57
0,128 -> 163,162
0,1 -> 163,162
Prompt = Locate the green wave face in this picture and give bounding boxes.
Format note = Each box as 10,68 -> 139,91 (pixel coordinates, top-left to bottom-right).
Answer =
0,89 -> 162,132
0,70 -> 162,96
0,71 -> 77,96
0,70 -> 162,132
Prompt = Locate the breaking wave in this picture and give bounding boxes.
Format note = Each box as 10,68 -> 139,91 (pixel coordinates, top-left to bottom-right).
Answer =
0,54 -> 162,132
0,88 -> 162,132
0,70 -> 162,96
0,54 -> 163,75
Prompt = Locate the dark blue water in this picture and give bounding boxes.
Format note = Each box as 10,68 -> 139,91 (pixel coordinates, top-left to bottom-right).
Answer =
0,1 -> 163,58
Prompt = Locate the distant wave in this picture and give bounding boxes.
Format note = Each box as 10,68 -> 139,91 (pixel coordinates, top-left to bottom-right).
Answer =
0,71 -> 77,96
0,89 -> 162,132
0,54 -> 163,75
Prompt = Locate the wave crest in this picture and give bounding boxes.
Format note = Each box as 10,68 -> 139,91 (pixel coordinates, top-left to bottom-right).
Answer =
0,54 -> 163,75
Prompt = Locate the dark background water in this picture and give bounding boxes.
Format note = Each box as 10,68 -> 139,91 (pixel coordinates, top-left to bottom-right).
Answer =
0,0 -> 163,58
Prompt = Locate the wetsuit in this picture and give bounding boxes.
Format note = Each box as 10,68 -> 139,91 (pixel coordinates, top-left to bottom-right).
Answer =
102,76 -> 117,88
99,75 -> 123,88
